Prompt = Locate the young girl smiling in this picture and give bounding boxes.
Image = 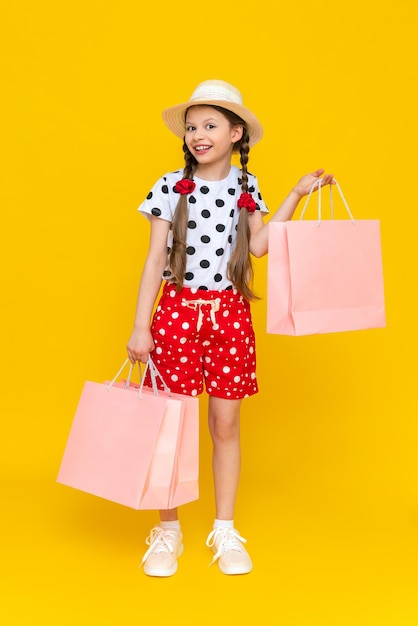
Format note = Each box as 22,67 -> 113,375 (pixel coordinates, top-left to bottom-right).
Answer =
127,79 -> 333,577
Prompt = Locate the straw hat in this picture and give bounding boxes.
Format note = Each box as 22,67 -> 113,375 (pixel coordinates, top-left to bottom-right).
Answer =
162,79 -> 263,147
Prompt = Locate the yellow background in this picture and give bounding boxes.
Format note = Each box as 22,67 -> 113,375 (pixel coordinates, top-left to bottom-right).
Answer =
1,1 -> 418,624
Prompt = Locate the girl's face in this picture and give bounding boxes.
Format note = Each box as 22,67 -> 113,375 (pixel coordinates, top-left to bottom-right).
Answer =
184,106 -> 243,169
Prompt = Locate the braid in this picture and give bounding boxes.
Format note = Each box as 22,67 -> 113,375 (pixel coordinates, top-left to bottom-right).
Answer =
239,130 -> 250,193
183,142 -> 197,180
169,142 -> 197,291
227,127 -> 258,301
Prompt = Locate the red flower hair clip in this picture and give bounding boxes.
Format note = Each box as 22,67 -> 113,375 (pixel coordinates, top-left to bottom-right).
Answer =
237,192 -> 257,213
174,179 -> 196,195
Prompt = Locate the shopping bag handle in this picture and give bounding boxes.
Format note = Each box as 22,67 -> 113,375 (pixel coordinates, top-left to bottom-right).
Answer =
299,178 -> 355,225
107,356 -> 171,397
107,358 -> 140,389
140,356 -> 171,396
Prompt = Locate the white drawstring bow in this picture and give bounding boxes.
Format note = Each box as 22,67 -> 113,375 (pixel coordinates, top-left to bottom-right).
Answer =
182,297 -> 221,331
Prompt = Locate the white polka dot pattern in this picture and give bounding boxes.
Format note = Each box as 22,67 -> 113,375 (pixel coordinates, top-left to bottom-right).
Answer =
144,284 -> 259,399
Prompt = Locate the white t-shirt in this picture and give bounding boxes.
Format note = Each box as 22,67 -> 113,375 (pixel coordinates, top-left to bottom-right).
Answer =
138,165 -> 269,291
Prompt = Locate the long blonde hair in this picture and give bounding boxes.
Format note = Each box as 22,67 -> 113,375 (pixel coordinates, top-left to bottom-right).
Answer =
169,105 -> 258,301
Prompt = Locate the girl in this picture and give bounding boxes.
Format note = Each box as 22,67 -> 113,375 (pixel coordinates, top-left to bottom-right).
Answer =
127,79 -> 333,577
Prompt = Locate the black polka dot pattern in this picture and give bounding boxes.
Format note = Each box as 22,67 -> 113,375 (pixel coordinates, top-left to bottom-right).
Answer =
138,166 -> 268,290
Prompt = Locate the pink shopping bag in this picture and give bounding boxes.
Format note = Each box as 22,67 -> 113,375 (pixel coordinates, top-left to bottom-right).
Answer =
267,180 -> 386,336
57,358 -> 199,509
165,392 -> 199,508
109,359 -> 200,509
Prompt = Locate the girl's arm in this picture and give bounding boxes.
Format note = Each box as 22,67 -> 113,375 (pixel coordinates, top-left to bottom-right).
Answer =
127,216 -> 171,363
249,169 -> 334,258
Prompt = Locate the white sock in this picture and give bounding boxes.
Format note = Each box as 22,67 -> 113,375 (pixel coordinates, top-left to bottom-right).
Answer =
213,518 -> 234,529
160,520 -> 181,531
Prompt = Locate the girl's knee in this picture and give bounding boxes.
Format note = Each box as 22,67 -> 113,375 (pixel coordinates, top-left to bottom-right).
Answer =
208,396 -> 242,441
209,414 -> 240,443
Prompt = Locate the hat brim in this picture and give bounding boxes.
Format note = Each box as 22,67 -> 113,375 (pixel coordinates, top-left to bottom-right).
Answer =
162,99 -> 263,147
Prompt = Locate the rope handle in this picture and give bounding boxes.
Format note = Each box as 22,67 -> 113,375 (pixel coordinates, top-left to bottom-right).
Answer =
107,356 -> 171,397
107,358 -> 137,389
299,178 -> 355,225
140,356 -> 171,396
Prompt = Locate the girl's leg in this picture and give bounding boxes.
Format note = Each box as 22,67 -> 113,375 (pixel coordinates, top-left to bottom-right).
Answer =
159,508 -> 179,522
208,396 -> 242,520
206,395 -> 252,574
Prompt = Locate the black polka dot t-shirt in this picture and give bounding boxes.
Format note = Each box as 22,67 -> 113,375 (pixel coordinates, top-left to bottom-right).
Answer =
138,165 -> 269,291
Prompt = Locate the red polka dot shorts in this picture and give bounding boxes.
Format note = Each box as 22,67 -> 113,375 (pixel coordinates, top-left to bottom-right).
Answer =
147,283 -> 259,399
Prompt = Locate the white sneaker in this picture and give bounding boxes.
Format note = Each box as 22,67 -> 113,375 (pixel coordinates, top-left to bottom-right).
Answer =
140,526 -> 183,577
206,527 -> 253,575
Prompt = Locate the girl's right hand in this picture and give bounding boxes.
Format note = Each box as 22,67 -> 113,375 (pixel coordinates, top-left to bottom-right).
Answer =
126,328 -> 155,364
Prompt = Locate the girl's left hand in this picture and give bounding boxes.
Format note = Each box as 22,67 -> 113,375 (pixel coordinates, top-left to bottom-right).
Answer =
292,168 -> 335,199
